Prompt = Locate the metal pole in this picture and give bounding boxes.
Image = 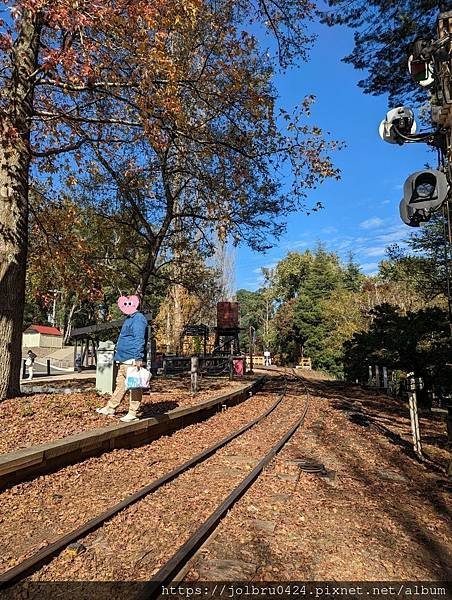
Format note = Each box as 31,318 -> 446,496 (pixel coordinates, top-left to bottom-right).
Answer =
51,296 -> 57,327
22,359 -> 26,379
191,356 -> 199,394
46,359 -> 50,376
442,201 -> 452,338
80,339 -> 86,368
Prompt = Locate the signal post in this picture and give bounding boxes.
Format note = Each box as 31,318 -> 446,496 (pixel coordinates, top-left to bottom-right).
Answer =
379,6 -> 452,476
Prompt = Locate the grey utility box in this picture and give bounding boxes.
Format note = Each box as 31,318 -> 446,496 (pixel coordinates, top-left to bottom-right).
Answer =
96,340 -> 117,394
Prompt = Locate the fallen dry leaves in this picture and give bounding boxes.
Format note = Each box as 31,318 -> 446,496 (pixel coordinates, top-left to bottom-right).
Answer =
2,372 -> 451,588
0,376 -> 245,455
23,379 -> 303,583
185,374 -> 451,581
0,379 -> 281,574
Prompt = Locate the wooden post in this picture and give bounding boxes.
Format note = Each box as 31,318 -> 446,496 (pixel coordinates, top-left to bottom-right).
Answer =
249,326 -> 255,374
375,365 -> 380,388
80,338 -> 86,368
92,339 -> 97,366
191,356 -> 199,394
46,359 -> 50,376
446,404 -> 452,478
368,365 -> 373,386
407,375 -> 423,460
229,355 -> 234,380
22,359 -> 26,379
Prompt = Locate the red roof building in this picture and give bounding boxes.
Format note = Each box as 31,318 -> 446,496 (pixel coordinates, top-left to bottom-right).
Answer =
23,325 -> 64,349
24,325 -> 63,336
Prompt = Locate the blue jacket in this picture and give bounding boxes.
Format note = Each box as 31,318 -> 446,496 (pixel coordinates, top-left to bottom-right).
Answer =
114,311 -> 148,362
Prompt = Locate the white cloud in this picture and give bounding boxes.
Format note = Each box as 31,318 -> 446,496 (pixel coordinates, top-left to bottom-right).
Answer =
362,246 -> 386,258
252,262 -> 277,275
375,225 -> 407,244
287,240 -> 308,249
334,239 -> 353,250
360,263 -> 378,273
359,217 -> 385,229
360,262 -> 380,274
320,226 -> 338,234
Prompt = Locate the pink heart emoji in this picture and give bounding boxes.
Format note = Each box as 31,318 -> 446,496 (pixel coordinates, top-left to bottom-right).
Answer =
117,295 -> 140,315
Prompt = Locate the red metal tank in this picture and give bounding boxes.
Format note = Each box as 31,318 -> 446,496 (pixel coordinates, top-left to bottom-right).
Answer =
217,302 -> 239,329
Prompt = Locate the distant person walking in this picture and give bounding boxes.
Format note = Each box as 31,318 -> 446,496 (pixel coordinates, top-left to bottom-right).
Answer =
96,295 -> 148,423
264,349 -> 271,366
25,350 -> 37,380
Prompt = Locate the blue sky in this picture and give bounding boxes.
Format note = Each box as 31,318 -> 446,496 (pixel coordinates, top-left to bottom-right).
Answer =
235,17 -> 432,290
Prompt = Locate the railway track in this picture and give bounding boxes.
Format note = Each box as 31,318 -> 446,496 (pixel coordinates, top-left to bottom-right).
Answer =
1,370 -> 309,593
144,369 -> 309,599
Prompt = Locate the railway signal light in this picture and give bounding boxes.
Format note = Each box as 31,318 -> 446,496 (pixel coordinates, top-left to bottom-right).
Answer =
379,107 -> 417,145
408,39 -> 435,87
399,169 -> 449,227
408,55 -> 435,87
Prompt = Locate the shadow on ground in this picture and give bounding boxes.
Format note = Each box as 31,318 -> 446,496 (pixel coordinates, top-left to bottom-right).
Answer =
139,401 -> 179,418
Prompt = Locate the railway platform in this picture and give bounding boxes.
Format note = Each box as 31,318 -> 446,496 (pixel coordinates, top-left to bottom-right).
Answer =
1,376 -> 262,487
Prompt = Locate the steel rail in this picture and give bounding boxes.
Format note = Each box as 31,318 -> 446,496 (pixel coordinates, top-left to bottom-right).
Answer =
143,370 -> 309,599
0,376 -> 287,590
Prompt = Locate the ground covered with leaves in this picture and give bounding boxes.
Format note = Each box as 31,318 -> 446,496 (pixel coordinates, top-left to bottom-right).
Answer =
1,372 -> 450,591
312,378 -> 450,472
0,380 -> 282,574
0,376 -> 246,455
186,372 -> 451,581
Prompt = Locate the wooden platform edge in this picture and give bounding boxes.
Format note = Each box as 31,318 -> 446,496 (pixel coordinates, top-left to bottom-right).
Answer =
0,377 -> 265,489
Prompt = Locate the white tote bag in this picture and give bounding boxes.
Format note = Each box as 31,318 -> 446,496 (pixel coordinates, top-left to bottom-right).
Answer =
125,366 -> 151,390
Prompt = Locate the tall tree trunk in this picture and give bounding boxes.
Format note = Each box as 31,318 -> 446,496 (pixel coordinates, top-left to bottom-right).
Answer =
0,13 -> 40,400
64,301 -> 78,344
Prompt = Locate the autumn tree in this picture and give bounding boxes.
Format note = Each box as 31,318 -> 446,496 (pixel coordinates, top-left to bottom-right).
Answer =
26,191 -> 128,340
383,216 -> 450,304
271,251 -> 313,302
237,286 -> 275,353
0,0 -> 340,399
257,247 -> 366,372
1,0 -> 200,397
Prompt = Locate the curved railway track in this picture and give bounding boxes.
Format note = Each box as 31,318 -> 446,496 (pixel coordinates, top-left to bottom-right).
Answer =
1,369 -> 309,593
